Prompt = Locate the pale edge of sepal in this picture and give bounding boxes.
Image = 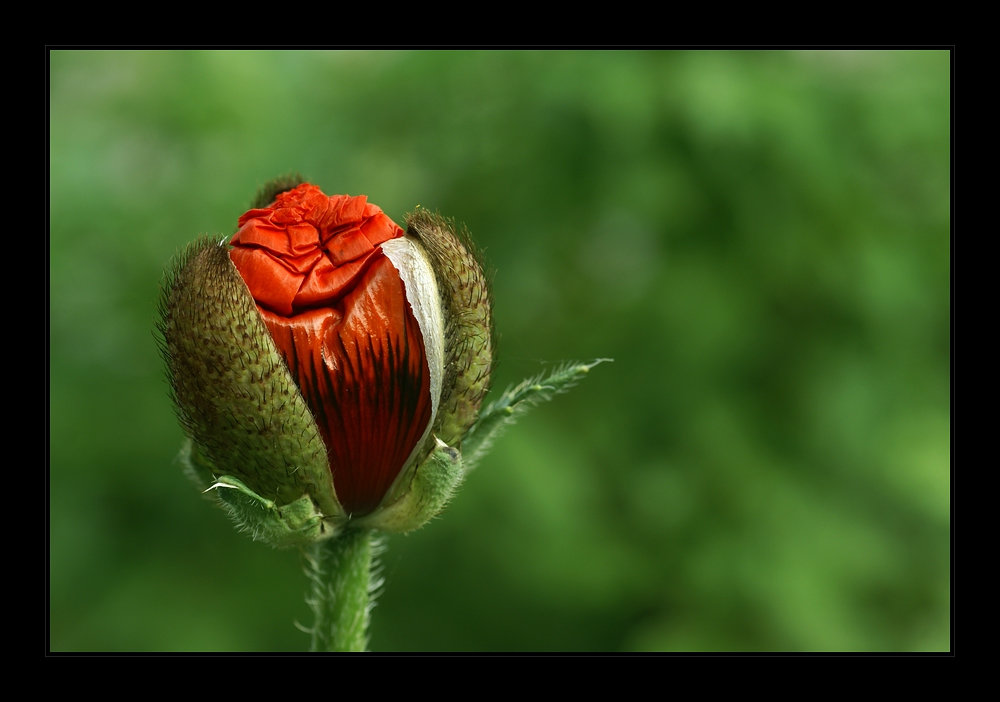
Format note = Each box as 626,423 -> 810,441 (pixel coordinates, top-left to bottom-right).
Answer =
178,438 -> 341,547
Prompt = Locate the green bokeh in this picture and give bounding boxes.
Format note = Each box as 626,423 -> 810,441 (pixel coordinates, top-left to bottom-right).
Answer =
50,50 -> 950,652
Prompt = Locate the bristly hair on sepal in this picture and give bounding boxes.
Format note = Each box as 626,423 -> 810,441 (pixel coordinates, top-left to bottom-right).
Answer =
404,208 -> 496,450
206,474 -> 338,548
156,235 -> 346,540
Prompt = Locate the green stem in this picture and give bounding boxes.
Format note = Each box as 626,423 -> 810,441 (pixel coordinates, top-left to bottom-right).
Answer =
305,528 -> 376,652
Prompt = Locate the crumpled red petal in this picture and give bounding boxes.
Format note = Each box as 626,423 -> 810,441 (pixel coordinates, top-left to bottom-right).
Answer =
260,256 -> 431,515
231,186 -> 404,315
229,184 -> 430,516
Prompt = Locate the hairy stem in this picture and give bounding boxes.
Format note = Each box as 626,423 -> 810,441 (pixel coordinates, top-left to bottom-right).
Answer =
304,529 -> 377,652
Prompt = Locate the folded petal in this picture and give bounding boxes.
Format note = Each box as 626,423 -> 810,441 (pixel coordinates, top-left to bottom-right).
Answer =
233,219 -> 296,257
260,254 -> 432,516
229,246 -> 303,317
229,184 -> 428,515
294,250 -> 378,308
323,225 -> 377,266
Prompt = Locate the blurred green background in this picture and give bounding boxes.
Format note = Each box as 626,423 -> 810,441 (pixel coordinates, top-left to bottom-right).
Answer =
49,50 -> 950,652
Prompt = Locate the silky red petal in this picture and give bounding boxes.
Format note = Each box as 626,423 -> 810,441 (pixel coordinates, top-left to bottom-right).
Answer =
302,196 -> 331,229
230,184 -> 422,514
232,220 -> 296,257
270,207 -> 301,224
237,207 -> 273,228
259,254 -> 431,516
272,184 -> 328,223
229,247 -> 303,317
359,211 -> 404,247
323,226 -> 376,266
294,250 -> 378,307
278,248 -> 324,276
328,194 -> 369,227
285,222 -> 321,256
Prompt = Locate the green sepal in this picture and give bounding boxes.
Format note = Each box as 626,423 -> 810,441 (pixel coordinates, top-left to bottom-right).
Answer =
358,438 -> 465,533
205,475 -> 340,548
179,437 -> 215,494
405,210 -> 494,447
157,237 -> 344,523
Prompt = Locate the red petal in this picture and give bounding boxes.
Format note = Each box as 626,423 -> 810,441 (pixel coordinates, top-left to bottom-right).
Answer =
228,246 -> 302,317
323,225 -> 376,266
259,253 -> 432,516
230,185 -> 422,514
285,222 -> 321,256
237,207 -> 274,228
327,194 -> 369,227
294,249 -> 378,307
233,219 -> 298,257
359,212 -> 405,247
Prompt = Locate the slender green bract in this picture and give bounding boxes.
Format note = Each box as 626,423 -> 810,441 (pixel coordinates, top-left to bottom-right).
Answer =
462,359 -> 612,470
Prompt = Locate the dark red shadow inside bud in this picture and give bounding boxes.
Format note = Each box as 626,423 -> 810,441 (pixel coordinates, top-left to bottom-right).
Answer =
259,254 -> 432,516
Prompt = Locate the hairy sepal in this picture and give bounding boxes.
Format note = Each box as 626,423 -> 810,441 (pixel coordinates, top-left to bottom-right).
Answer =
157,236 -> 346,536
356,438 -> 465,533
358,212 -> 494,532
207,475 -> 340,547
405,210 -> 494,448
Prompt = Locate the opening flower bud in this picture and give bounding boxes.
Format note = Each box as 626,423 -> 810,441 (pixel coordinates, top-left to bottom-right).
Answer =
229,184 -> 443,516
160,180 -> 493,542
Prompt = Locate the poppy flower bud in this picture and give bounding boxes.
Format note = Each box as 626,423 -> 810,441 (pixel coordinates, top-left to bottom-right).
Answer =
159,181 -> 493,545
